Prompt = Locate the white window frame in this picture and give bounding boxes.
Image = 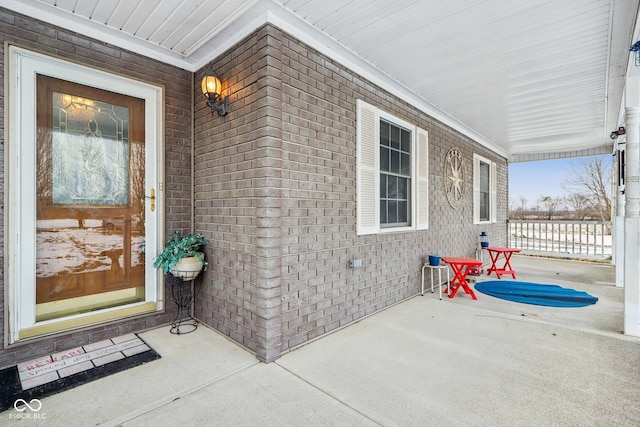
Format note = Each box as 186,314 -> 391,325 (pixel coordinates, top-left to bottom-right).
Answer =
473,153 -> 497,224
356,100 -> 428,235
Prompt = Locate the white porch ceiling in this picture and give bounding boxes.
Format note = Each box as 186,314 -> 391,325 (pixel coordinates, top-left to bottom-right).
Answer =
4,0 -> 639,161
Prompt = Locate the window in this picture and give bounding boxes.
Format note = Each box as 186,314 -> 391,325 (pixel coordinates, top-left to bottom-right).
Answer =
479,161 -> 490,221
473,154 -> 497,224
380,120 -> 411,226
356,100 -> 428,235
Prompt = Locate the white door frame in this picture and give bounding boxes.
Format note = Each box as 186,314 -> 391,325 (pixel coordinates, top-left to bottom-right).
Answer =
5,46 -> 165,344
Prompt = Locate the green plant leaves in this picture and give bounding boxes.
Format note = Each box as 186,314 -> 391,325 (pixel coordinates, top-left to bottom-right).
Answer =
153,231 -> 210,274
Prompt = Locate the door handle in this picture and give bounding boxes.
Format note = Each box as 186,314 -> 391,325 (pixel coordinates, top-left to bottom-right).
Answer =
146,188 -> 155,212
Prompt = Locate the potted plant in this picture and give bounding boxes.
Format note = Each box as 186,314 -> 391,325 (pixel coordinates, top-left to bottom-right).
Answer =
153,231 -> 210,281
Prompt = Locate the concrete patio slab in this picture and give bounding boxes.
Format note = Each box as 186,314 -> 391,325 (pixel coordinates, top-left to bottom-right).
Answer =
2,256 -> 638,426
467,255 -> 624,336
277,296 -> 640,426
4,327 -> 258,425
124,363 -> 377,427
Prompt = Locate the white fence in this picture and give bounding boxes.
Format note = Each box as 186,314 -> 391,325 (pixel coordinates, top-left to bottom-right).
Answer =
508,220 -> 612,260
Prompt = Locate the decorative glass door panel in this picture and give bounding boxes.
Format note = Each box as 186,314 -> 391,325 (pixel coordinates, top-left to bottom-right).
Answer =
35,76 -> 146,321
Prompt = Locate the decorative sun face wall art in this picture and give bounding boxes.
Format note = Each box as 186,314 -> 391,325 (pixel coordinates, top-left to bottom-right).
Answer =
444,148 -> 466,209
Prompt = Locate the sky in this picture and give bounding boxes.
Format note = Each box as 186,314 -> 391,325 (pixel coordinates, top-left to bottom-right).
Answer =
508,155 -> 609,208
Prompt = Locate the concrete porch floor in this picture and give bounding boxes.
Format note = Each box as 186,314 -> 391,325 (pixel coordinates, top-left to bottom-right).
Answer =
3,255 -> 640,426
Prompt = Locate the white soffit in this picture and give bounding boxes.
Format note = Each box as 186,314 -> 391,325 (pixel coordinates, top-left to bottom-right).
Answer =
3,0 -> 638,161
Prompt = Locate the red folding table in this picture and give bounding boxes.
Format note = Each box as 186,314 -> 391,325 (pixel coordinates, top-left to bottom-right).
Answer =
441,256 -> 483,300
485,247 -> 521,279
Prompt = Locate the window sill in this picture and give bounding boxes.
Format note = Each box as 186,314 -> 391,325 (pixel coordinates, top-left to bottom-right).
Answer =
377,225 -> 415,234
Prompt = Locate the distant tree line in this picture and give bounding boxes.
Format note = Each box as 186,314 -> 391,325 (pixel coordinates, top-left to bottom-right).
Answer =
509,157 -> 612,221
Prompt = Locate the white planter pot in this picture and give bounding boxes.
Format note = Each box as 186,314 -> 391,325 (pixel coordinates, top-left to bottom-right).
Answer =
170,253 -> 204,281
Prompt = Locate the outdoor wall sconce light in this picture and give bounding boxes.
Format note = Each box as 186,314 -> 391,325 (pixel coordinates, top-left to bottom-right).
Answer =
201,68 -> 228,117
610,127 -> 626,140
630,41 -> 640,66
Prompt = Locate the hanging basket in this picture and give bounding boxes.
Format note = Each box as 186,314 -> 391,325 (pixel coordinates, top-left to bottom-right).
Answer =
170,253 -> 205,281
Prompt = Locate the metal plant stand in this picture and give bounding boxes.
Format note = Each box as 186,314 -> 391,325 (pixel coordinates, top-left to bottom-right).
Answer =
166,273 -> 198,335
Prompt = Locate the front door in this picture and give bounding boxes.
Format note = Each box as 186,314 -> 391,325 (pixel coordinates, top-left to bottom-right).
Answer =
8,46 -> 163,342
35,76 -> 147,321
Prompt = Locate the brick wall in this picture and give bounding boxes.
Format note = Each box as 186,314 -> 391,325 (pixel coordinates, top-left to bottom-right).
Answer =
193,26 -> 284,362
193,24 -> 508,362
0,8 -> 192,369
0,10 -> 507,367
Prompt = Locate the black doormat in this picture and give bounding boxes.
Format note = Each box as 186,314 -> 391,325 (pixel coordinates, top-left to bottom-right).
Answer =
0,336 -> 160,413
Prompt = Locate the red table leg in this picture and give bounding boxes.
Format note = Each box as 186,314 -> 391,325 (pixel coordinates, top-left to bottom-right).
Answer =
487,250 -> 502,278
448,264 -> 477,300
486,249 -> 518,279
502,252 -> 516,279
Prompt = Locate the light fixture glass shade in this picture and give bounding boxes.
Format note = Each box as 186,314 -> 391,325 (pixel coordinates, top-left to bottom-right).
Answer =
200,69 -> 229,116
201,74 -> 221,97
